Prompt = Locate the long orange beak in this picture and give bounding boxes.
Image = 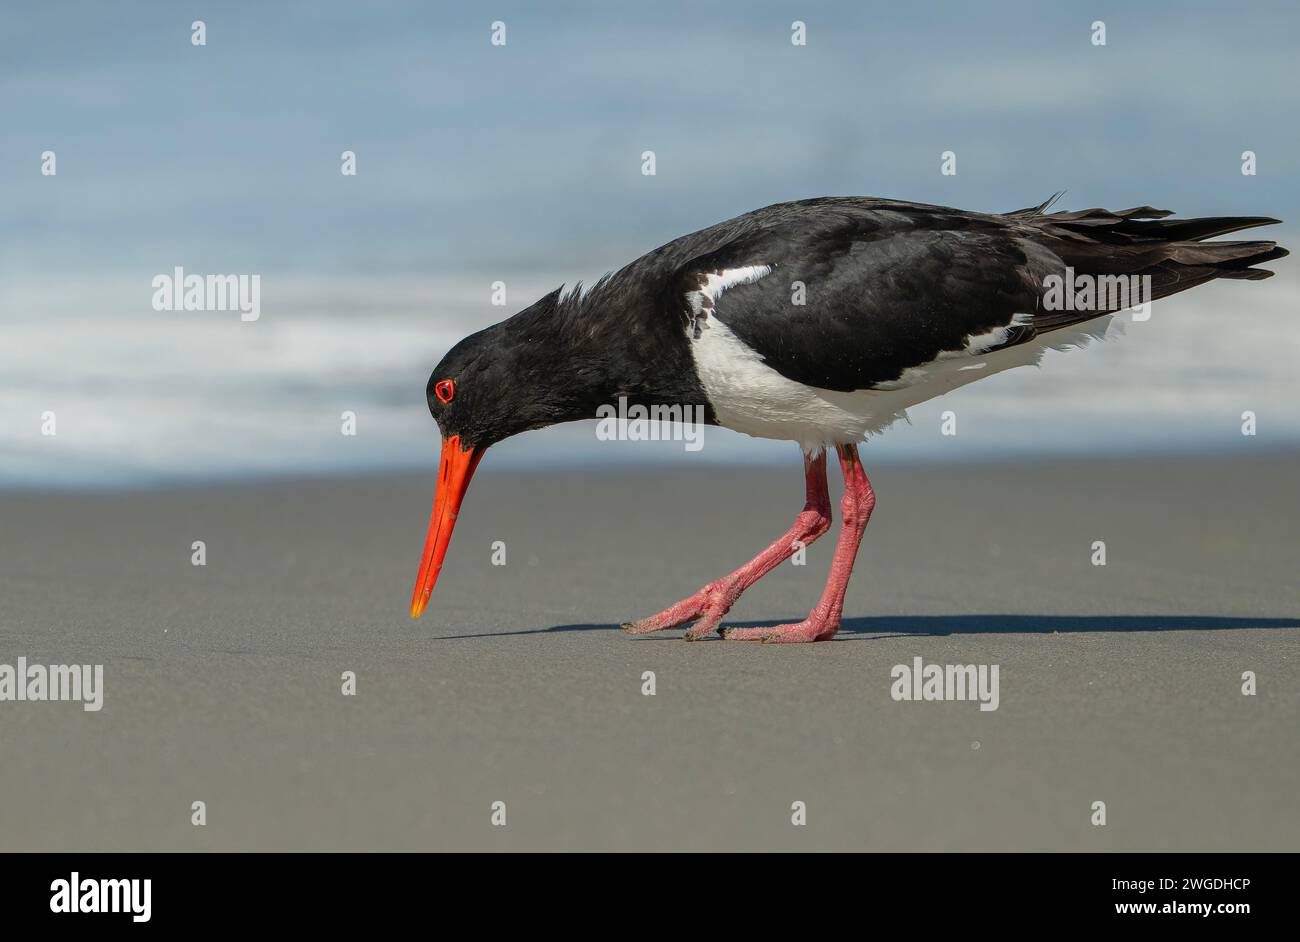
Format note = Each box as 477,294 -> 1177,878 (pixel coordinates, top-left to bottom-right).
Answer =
410,434 -> 485,618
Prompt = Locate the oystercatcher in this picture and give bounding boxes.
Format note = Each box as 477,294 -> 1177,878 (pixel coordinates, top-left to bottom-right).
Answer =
410,196 -> 1286,642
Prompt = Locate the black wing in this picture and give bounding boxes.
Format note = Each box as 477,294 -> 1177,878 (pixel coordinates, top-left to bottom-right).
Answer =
659,198 -> 1284,393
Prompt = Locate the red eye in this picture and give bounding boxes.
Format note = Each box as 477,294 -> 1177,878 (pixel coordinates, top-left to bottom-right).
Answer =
434,379 -> 455,404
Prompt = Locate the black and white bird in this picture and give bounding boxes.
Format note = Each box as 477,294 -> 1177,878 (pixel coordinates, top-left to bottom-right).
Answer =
409,196 -> 1286,642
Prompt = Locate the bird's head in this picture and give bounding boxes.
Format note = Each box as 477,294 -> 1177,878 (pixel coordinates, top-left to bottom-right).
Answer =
409,288 -> 610,617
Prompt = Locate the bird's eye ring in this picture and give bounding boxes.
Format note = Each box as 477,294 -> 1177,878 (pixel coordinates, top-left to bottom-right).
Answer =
434,379 -> 455,404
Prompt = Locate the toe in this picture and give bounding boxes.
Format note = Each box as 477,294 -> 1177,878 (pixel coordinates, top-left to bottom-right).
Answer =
721,620 -> 833,643
718,625 -> 773,641
682,620 -> 722,641
623,620 -> 671,635
682,606 -> 730,641
762,626 -> 819,643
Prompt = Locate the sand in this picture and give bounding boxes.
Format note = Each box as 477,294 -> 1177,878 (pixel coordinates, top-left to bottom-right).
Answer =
1,454 -> 1297,851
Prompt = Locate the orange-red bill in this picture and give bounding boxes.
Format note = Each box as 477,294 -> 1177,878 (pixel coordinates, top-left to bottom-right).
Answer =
410,435 -> 485,618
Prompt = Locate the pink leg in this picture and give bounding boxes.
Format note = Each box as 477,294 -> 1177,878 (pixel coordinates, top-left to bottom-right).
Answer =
721,444 -> 875,643
622,451 -> 832,640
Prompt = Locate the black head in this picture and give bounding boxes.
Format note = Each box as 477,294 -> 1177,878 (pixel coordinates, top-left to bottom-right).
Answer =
411,288 -> 613,618
424,288 -> 610,450
423,328 -> 523,450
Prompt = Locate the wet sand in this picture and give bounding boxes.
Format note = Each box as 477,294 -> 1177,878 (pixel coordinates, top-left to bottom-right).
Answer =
1,454 -> 1297,851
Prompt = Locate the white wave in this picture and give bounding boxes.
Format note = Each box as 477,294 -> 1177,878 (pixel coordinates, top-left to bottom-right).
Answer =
1,274 -> 1296,488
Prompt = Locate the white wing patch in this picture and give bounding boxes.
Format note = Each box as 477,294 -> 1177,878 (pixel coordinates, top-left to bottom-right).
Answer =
939,312 -> 1036,358
687,265 -> 773,320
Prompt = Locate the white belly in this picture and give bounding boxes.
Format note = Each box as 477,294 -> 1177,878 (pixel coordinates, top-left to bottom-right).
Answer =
687,305 -> 1115,452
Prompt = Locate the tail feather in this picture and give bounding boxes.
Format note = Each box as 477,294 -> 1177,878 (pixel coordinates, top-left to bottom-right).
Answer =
1006,200 -> 1288,334
1122,215 -> 1281,242
1011,201 -> 1288,312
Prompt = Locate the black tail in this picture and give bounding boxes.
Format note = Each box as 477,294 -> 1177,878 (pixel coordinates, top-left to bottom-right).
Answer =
1015,203 -> 1287,305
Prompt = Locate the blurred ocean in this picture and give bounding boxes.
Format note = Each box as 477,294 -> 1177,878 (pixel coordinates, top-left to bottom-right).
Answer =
2,1 -> 1297,487
2,271 -> 1295,488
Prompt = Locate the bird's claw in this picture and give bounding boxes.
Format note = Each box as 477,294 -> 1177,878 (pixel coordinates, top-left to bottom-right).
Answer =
718,618 -> 839,643
622,580 -> 739,638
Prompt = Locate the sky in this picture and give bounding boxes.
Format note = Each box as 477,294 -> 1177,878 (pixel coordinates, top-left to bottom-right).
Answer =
1,1 -> 1297,486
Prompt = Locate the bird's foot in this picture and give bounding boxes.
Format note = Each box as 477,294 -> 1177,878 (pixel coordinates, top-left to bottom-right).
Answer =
622,578 -> 741,640
719,615 -> 839,644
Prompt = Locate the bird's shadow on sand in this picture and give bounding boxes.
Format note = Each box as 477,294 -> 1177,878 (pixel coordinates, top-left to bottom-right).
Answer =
436,614 -> 1300,641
